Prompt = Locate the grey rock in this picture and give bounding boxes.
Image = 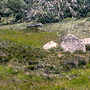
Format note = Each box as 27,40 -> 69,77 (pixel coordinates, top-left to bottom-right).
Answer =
43,41 -> 58,50
27,23 -> 43,28
0,41 -> 8,48
82,38 -> 90,45
60,34 -> 86,53
0,51 -> 6,56
26,10 -> 36,19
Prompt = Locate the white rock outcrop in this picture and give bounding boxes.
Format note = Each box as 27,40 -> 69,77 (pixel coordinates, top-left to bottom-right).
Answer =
43,41 -> 58,50
60,34 -> 86,53
82,38 -> 90,45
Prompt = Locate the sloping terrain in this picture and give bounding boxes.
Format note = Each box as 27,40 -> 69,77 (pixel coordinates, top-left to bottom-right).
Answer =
0,17 -> 90,89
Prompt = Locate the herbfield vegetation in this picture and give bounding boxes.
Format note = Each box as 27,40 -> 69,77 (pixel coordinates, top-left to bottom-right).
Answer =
0,17 -> 90,90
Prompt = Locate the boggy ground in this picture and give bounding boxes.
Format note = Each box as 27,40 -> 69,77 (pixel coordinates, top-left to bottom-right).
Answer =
0,18 -> 90,90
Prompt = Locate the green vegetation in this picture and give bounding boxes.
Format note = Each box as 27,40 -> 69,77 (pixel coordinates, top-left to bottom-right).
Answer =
0,0 -> 90,23
0,17 -> 90,89
0,29 -> 58,47
0,0 -> 26,22
0,0 -> 90,89
0,64 -> 90,90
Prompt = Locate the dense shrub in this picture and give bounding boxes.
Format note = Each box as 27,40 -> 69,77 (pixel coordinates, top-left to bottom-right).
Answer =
78,60 -> 86,67
15,11 -> 26,22
1,0 -> 90,23
37,13 -> 57,24
0,0 -> 26,21
0,40 -> 90,72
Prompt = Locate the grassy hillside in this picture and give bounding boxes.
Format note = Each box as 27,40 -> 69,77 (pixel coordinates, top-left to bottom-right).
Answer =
0,17 -> 90,38
0,29 -> 58,48
0,64 -> 90,90
0,18 -> 90,90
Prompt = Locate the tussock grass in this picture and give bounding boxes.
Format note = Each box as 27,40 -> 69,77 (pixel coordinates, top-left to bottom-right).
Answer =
40,18 -> 90,38
0,18 -> 90,39
0,21 -> 33,30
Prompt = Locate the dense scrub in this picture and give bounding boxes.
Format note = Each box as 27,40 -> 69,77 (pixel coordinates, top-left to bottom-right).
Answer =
0,0 -> 90,23
0,40 -> 90,73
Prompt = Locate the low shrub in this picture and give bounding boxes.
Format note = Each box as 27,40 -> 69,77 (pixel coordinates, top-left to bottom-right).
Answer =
78,60 -> 86,67
61,51 -> 71,54
86,63 -> 90,68
87,12 -> 90,17
73,50 -> 85,54
20,27 -> 41,33
86,18 -> 90,21
0,42 -> 48,63
26,65 -> 36,70
85,44 -> 90,51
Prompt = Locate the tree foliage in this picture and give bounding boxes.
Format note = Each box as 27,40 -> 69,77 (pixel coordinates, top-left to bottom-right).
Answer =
0,0 -> 26,21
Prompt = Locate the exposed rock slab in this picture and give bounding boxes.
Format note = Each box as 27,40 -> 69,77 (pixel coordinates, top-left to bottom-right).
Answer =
60,34 -> 86,53
27,23 -> 43,28
82,38 -> 90,45
43,41 -> 58,50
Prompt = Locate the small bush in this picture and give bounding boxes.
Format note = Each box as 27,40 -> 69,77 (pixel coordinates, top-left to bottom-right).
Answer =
85,44 -> 90,51
6,67 -> 18,75
87,12 -> 90,17
86,18 -> 90,21
86,63 -> 90,68
61,51 -> 71,54
73,50 -> 84,54
20,27 -> 40,33
26,65 -> 36,70
78,60 -> 86,67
